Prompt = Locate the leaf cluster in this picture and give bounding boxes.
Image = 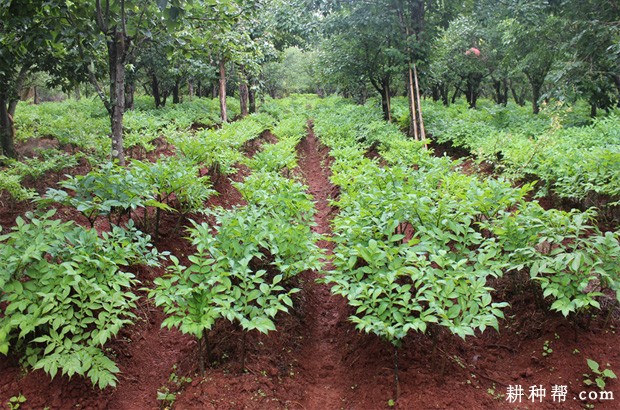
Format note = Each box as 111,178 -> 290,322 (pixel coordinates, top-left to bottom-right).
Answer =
174,112 -> 274,175
149,141 -> 324,365
313,96 -> 620,345
41,156 -> 214,236
0,210 -> 163,389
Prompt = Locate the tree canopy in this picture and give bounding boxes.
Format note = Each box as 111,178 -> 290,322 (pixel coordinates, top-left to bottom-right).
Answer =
1,0 -> 619,160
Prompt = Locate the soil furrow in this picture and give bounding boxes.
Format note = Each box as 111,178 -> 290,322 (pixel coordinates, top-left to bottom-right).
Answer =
295,123 -> 352,409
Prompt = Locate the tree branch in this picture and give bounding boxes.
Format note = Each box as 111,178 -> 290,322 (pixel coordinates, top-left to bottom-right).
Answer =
95,0 -> 108,32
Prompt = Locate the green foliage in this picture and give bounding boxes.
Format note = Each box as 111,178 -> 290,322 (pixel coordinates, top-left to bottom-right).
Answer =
314,99 -> 512,344
313,96 -> 619,346
130,156 -> 215,234
0,170 -> 36,201
0,148 -> 79,201
42,162 -> 157,227
326,163 -> 513,343
174,113 -> 274,175
420,97 -> 620,204
149,169 -> 323,366
14,98 -> 111,160
263,47 -> 321,98
0,211 -> 163,389
6,149 -> 80,179
584,359 -> 617,390
6,394 -> 27,410
13,97 -> 238,165
41,157 -> 214,235
156,366 -> 192,409
245,116 -> 306,173
488,205 -> 620,317
259,94 -> 320,121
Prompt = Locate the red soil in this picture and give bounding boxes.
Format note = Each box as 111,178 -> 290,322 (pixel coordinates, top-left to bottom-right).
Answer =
1,127 -> 619,409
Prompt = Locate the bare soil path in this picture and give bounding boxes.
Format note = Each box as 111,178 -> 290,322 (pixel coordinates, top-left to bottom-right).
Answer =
294,124 -> 354,409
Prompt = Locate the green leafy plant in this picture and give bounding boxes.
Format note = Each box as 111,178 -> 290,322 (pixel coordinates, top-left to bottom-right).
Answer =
542,340 -> 553,357
0,146 -> 78,203
489,205 -> 620,318
584,359 -> 617,390
6,394 -> 26,410
313,99 -> 519,398
0,211 -> 164,389
40,156 -> 215,237
150,172 -> 323,373
156,387 -> 177,410
41,161 -> 159,227
317,104 -> 512,345
156,365 -> 192,410
419,97 -> 620,208
5,149 -> 79,180
130,156 -> 215,236
0,170 -> 36,201
174,113 -> 274,176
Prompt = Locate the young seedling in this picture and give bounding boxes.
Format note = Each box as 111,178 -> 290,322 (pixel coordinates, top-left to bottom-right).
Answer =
6,394 -> 26,410
542,340 -> 553,357
583,359 -> 617,390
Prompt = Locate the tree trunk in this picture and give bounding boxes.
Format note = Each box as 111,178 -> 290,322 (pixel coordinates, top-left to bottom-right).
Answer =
125,81 -> 134,111
239,81 -> 249,117
0,97 -> 17,159
239,67 -> 249,118
510,83 -> 525,106
0,65 -> 29,159
590,102 -> 597,118
248,78 -> 257,114
413,64 -> 426,145
196,80 -> 201,98
406,66 -> 418,140
451,86 -> 460,104
188,80 -> 194,101
493,80 -> 502,105
613,75 -> 620,107
530,80 -> 542,114
466,74 -> 481,109
431,85 -> 440,102
172,79 -> 180,104
381,88 -> 391,122
219,58 -> 228,123
440,84 -> 449,106
152,74 -> 162,108
381,79 -> 392,122
109,30 -> 126,165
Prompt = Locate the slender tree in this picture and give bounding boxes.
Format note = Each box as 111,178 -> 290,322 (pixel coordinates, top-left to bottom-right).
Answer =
0,1 -> 70,159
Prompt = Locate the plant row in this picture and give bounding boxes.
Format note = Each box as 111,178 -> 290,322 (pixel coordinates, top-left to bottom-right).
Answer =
313,97 -> 620,347
150,110 -> 324,372
0,107 -> 277,388
0,96 -> 242,202
173,112 -> 274,176
0,211 -> 164,389
405,98 -> 620,207
0,101 -> 325,389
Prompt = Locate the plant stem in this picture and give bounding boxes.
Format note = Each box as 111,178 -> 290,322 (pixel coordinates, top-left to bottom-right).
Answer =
155,195 -> 161,239
199,336 -> 205,376
241,331 -> 247,372
199,329 -> 209,376
205,330 -> 212,365
603,301 -> 618,329
393,345 -> 400,400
